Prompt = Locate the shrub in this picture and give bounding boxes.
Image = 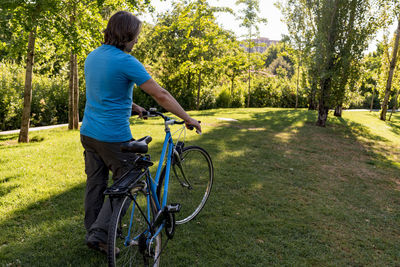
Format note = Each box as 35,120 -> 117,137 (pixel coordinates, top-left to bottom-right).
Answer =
199,87 -> 217,110
216,89 -> 230,108
0,61 -> 79,131
0,62 -> 24,130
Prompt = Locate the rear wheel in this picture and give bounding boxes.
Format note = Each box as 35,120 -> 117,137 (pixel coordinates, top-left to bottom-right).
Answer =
158,146 -> 213,224
108,184 -> 161,267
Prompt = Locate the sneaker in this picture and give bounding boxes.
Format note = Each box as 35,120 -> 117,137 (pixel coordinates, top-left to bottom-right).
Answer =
86,240 -> 120,256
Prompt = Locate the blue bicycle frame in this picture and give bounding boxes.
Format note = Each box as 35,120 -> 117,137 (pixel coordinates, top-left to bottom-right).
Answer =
149,129 -> 174,211
126,120 -> 182,246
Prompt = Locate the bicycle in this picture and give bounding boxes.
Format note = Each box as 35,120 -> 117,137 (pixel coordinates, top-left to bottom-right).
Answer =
104,109 -> 214,267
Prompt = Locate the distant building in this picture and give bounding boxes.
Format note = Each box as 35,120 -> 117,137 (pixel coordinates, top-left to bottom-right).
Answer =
241,37 -> 280,53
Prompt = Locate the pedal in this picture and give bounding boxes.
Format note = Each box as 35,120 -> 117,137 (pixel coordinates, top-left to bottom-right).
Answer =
153,209 -> 164,227
166,203 -> 181,213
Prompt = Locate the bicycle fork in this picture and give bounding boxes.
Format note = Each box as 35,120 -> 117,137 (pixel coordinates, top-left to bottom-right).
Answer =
172,149 -> 193,189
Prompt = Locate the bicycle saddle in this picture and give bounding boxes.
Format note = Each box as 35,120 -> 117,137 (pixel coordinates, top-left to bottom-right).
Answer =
120,136 -> 152,153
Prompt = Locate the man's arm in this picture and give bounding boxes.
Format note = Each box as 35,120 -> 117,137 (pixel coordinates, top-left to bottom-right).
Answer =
139,78 -> 201,133
132,102 -> 147,119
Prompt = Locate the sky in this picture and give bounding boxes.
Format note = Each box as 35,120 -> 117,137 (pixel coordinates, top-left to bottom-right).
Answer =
140,0 -> 397,52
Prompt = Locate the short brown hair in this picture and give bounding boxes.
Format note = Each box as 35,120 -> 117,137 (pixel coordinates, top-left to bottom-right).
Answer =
103,11 -> 142,50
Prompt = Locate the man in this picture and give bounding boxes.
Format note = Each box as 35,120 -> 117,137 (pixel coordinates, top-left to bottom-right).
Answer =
80,11 -> 201,254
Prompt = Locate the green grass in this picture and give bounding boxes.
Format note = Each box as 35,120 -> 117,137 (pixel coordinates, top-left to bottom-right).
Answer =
1,108 -> 400,266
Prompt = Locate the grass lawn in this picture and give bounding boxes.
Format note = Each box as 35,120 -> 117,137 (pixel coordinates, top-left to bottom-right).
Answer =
0,108 -> 399,266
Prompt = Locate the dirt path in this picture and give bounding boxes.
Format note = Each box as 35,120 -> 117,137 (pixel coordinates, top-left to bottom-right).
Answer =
0,124 -> 69,135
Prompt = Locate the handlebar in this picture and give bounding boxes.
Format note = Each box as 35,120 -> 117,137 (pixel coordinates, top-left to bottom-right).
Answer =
132,109 -> 200,131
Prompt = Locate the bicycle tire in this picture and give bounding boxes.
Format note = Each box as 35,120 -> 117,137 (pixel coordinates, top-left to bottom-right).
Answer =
108,184 -> 162,267
158,146 -> 213,224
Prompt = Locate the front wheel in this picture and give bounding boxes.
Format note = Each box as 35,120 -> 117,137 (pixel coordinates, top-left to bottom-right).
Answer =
164,146 -> 214,224
107,185 -> 162,267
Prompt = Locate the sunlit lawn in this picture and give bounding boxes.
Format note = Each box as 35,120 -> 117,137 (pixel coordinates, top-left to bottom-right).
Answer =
1,108 -> 399,266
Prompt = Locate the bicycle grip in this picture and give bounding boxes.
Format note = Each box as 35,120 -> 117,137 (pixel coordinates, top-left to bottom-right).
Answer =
187,121 -> 201,130
131,110 -> 150,117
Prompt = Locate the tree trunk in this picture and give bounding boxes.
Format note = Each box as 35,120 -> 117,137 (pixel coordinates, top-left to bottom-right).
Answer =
308,67 -> 318,110
186,72 -> 191,91
73,54 -> 79,129
308,82 -> 317,110
317,73 -> 333,127
370,88 -> 375,112
317,106 -> 329,127
388,87 -> 399,121
68,52 -> 74,130
196,70 -> 201,110
316,0 -> 338,127
334,105 -> 342,117
380,18 -> 400,121
316,74 -> 332,127
247,29 -> 251,108
247,66 -> 251,108
230,75 -> 235,108
295,62 -> 300,109
334,0 -> 356,116
18,27 -> 37,143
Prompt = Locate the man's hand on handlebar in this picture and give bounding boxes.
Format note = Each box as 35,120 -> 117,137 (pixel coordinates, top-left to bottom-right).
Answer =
132,106 -> 202,134
131,103 -> 147,119
185,117 -> 202,134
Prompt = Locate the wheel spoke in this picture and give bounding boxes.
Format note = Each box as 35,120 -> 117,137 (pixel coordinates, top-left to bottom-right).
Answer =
164,146 -> 213,224
107,186 -> 162,266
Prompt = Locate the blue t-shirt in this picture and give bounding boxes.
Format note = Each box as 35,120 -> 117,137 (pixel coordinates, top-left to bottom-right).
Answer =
80,44 -> 151,142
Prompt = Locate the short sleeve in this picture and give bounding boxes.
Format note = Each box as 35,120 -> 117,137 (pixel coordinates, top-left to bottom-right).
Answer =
122,55 -> 152,86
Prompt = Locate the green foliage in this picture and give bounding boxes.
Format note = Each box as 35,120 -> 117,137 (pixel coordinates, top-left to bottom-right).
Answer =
263,42 -> 295,68
132,85 -> 158,110
235,0 -> 267,36
30,75 -> 81,127
267,56 -> 294,78
0,62 -> 23,130
247,75 -> 307,108
134,0 -> 236,110
2,0 -> 396,132
0,62 -> 72,131
279,0 -> 386,121
216,85 -> 245,108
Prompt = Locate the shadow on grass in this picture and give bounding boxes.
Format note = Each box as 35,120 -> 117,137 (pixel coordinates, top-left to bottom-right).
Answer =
0,136 -> 45,149
387,113 -> 400,136
0,175 -> 21,199
0,175 -> 20,183
0,134 -> 18,142
0,184 -> 19,198
0,183 -> 107,266
1,109 -> 400,266
29,136 -> 45,143
336,117 -> 389,142
365,111 -> 400,138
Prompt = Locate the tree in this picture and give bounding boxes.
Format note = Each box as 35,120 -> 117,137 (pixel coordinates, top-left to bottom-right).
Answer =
380,3 -> 400,120
57,0 -> 150,129
280,0 -> 383,124
219,42 -> 248,107
1,0 -> 59,142
235,0 -> 267,108
137,0 -> 232,110
278,0 -> 317,110
59,0 -> 103,130
311,0 -> 380,125
331,0 -> 382,117
277,0 -> 314,109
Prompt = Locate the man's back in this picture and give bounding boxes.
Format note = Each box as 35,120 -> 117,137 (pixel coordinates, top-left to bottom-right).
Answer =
81,44 -> 151,142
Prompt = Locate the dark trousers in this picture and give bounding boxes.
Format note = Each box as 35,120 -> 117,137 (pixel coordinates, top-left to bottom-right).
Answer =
80,134 -> 137,243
